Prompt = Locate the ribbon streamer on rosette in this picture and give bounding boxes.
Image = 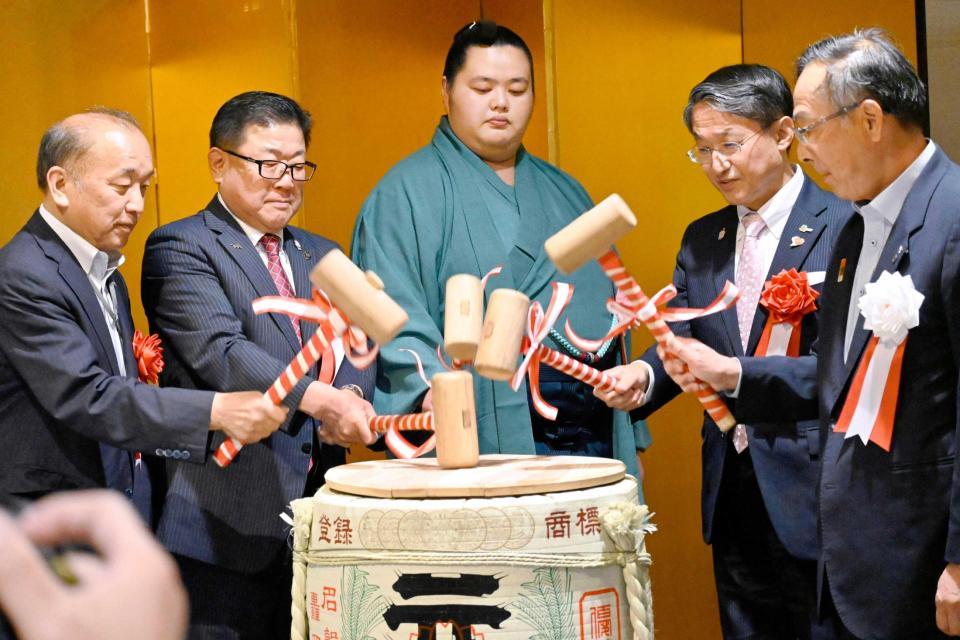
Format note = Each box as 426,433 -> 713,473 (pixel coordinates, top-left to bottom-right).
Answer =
754,269 -> 819,357
834,271 -> 923,451
213,289 -> 373,467
510,282 -> 576,420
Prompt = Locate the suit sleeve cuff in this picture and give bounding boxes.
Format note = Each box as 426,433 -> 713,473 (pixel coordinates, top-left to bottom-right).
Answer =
725,359 -> 744,398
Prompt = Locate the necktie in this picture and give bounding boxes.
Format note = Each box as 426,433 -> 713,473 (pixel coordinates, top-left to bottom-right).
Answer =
732,212 -> 766,453
258,233 -> 302,344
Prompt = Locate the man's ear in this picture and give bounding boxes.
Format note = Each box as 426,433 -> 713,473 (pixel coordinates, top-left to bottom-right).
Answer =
209,148 -> 227,184
441,76 -> 452,114
46,166 -> 70,209
859,99 -> 884,143
775,115 -> 795,152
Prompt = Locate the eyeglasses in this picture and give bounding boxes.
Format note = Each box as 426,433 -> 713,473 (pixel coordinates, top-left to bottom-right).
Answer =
223,149 -> 317,181
686,128 -> 764,165
793,100 -> 863,143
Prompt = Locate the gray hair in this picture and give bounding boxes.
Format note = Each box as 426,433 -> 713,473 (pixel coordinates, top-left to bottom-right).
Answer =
795,28 -> 927,130
36,107 -> 143,191
683,64 -> 793,133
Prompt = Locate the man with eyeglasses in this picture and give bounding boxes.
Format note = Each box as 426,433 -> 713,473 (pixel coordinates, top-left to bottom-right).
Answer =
661,30 -> 960,639
141,91 -> 377,638
596,64 -> 848,639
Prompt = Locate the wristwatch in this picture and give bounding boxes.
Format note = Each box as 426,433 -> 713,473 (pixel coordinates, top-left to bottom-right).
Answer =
339,384 -> 364,399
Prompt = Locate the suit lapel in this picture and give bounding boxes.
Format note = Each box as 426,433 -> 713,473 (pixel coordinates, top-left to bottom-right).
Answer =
746,176 -> 828,355
112,274 -> 138,378
203,197 -> 300,353
284,228 -> 319,347
28,213 -> 121,375
829,149 -> 945,414
711,206 -> 742,356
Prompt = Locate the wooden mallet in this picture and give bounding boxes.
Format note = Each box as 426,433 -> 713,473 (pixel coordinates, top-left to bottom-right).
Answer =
544,194 -> 737,431
213,250 -> 409,467
370,370 -> 479,469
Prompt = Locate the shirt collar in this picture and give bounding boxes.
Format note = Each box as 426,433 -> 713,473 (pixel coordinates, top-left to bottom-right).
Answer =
855,140 -> 936,226
217,193 -> 283,248
38,204 -> 124,282
736,166 -> 804,240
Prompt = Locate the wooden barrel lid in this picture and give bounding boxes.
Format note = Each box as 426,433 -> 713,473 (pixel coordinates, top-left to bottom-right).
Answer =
323,454 -> 626,499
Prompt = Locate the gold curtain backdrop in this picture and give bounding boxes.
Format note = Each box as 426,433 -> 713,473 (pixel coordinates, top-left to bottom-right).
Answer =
1,2 -> 918,637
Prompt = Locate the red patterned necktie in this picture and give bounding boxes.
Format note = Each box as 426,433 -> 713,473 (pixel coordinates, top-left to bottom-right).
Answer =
258,233 -> 302,344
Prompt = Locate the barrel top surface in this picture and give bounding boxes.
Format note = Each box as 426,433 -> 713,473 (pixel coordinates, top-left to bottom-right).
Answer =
323,454 -> 626,498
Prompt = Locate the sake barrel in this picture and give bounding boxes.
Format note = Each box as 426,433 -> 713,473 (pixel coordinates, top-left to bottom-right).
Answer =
289,455 -> 655,640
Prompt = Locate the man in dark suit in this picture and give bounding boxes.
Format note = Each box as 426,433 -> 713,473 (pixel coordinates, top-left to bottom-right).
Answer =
0,109 -> 287,524
663,30 -> 960,639
596,65 -> 847,639
142,91 -> 377,639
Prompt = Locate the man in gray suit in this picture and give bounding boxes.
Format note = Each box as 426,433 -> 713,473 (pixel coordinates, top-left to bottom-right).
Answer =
142,92 -> 377,639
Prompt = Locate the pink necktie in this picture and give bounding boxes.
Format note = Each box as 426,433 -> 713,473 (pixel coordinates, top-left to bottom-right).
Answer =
258,234 -> 302,344
733,212 -> 766,453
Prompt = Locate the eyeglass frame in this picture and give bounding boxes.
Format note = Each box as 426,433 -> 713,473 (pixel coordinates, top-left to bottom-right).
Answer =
793,100 -> 863,143
222,149 -> 317,181
686,126 -> 766,165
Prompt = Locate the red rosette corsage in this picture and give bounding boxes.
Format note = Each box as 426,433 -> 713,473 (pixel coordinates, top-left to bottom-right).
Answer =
132,330 -> 165,385
755,268 -> 819,357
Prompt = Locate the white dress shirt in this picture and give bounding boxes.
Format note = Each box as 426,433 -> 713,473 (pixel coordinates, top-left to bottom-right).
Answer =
636,168 -> 805,406
219,193 -> 345,372
38,204 -> 126,376
843,141 -> 935,359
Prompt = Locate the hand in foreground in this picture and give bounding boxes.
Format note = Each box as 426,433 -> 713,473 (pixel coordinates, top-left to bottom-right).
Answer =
657,336 -> 740,394
303,382 -> 377,447
210,391 -> 289,444
593,361 -> 649,411
0,491 -> 188,640
936,563 -> 960,636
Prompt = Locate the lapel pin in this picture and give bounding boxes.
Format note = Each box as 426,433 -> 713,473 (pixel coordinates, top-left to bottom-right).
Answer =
293,239 -> 303,251
790,236 -> 805,247
799,224 -> 813,233
304,252 -> 312,260
231,243 -> 242,249
892,245 -> 905,263
838,258 -> 847,283
718,227 -> 726,240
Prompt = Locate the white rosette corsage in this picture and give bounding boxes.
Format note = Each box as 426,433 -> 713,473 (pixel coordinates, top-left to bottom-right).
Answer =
834,271 -> 923,450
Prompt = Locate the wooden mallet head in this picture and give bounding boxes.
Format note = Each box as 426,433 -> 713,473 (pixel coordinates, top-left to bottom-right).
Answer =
431,370 -> 479,468
310,249 -> 408,345
544,193 -> 637,274
473,288 -> 530,381
444,274 -> 484,362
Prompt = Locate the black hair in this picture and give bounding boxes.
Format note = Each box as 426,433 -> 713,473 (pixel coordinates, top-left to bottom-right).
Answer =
683,64 -> 793,132
443,20 -> 534,91
209,91 -> 312,150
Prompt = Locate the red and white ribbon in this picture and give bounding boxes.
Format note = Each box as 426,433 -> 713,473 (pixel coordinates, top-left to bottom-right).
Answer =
509,283 -> 618,420
575,250 -> 739,431
753,269 -> 819,357
833,336 -> 907,451
213,289 -> 373,468
833,271 -> 923,452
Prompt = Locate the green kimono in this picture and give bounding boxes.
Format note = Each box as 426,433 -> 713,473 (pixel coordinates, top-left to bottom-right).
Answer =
352,117 -> 651,481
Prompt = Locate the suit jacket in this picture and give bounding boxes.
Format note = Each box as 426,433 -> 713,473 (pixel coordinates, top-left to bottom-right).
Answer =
736,147 -> 960,638
632,175 -> 849,561
0,212 -> 211,520
142,195 -> 376,574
